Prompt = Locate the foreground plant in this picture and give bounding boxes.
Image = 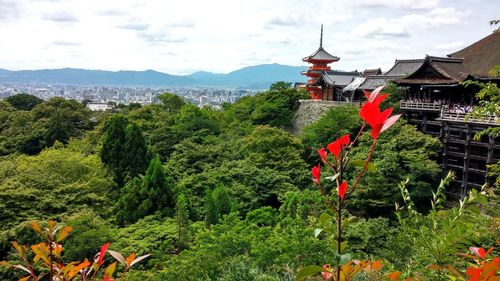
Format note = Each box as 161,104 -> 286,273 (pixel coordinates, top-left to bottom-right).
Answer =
297,86 -> 401,280
0,220 -> 150,281
427,246 -> 500,281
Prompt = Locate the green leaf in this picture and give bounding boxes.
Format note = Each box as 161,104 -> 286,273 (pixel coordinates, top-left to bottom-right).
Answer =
295,265 -> 324,281
323,225 -> 335,235
338,253 -> 351,266
314,228 -> 323,238
340,241 -> 348,253
319,212 -> 333,225
349,159 -> 376,172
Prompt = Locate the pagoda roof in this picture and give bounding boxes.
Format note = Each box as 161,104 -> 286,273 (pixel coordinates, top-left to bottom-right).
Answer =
396,55 -> 469,85
303,47 -> 340,62
448,31 -> 500,77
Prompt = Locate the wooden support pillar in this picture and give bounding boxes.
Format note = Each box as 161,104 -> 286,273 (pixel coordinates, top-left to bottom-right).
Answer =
422,114 -> 428,133
486,135 -> 495,187
461,127 -> 471,199
442,122 -> 449,169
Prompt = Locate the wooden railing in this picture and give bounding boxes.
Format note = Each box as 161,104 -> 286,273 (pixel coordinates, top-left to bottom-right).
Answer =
299,99 -> 359,106
400,101 -> 441,111
438,109 -> 498,125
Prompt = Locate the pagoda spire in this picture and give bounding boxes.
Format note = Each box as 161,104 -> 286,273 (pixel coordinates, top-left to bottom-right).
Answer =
320,24 -> 323,47
301,25 -> 340,100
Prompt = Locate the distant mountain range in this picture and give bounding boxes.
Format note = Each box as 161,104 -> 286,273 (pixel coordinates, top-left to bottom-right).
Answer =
0,64 -> 308,88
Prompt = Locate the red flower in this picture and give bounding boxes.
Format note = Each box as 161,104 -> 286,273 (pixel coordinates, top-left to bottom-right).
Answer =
326,134 -> 350,159
321,264 -> 333,280
317,148 -> 328,163
97,242 -> 110,266
465,266 -> 482,281
469,247 -> 487,259
338,181 -> 348,201
359,99 -> 401,140
311,163 -> 321,185
362,86 -> 388,107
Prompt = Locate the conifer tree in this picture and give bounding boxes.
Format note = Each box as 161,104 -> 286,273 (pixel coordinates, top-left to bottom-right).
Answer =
123,122 -> 149,179
115,155 -> 174,225
115,178 -> 147,225
100,114 -> 128,186
142,155 -> 174,215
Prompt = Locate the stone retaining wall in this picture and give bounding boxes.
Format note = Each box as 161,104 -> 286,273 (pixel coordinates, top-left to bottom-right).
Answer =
292,100 -> 358,135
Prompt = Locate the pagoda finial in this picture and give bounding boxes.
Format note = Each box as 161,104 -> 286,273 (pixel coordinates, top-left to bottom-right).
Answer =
320,24 -> 323,47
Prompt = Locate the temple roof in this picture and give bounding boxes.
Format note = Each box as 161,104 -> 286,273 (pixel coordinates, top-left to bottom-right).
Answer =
358,75 -> 400,90
448,32 -> 500,77
318,70 -> 362,87
384,59 -> 424,76
362,68 -> 382,77
353,59 -> 424,90
397,55 -> 469,85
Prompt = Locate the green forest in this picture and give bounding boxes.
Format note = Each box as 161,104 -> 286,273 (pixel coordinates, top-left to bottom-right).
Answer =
0,83 -> 498,281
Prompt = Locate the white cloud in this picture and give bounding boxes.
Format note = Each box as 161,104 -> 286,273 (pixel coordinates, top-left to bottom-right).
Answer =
433,41 -> 466,54
351,0 -> 440,9
351,7 -> 466,38
0,0 -> 493,75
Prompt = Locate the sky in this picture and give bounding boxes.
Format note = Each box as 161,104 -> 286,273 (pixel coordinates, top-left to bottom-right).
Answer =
0,0 -> 498,75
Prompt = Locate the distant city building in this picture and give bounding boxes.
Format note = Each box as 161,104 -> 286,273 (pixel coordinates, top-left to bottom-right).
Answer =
87,102 -> 113,111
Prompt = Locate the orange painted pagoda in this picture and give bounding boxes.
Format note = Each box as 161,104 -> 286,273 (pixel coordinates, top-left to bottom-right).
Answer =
302,25 -> 340,99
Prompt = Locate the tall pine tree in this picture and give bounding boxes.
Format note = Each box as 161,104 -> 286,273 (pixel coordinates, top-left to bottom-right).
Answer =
142,155 -> 174,215
115,155 -> 174,225
100,115 -> 128,186
123,122 -> 149,180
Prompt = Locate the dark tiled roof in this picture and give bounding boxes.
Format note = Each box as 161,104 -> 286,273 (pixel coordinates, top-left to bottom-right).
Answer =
397,55 -> 469,85
448,32 -> 500,77
320,70 -> 362,87
384,59 -> 424,76
303,47 -> 340,62
362,68 -> 382,77
359,75 -> 400,90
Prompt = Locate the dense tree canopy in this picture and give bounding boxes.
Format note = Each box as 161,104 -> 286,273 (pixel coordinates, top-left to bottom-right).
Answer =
5,93 -> 43,111
0,97 -> 92,155
1,85 -> 497,281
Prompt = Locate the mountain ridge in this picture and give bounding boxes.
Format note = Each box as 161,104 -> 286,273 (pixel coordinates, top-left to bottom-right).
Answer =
0,64 -> 307,88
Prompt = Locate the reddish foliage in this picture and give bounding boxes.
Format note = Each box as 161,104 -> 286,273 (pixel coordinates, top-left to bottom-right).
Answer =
338,181 -> 348,201
326,134 -> 350,160
311,163 -> 321,185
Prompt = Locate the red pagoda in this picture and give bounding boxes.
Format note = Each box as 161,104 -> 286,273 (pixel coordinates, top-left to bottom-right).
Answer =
302,25 -> 340,99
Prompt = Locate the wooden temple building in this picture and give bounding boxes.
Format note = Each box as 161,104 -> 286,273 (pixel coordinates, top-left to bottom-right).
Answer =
301,29 -> 500,198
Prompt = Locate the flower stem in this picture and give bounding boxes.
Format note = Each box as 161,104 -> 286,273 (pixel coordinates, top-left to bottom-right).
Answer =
349,139 -> 377,196
336,154 -> 344,280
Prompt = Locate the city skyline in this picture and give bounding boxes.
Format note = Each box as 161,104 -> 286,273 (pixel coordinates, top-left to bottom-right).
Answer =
0,0 -> 498,75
